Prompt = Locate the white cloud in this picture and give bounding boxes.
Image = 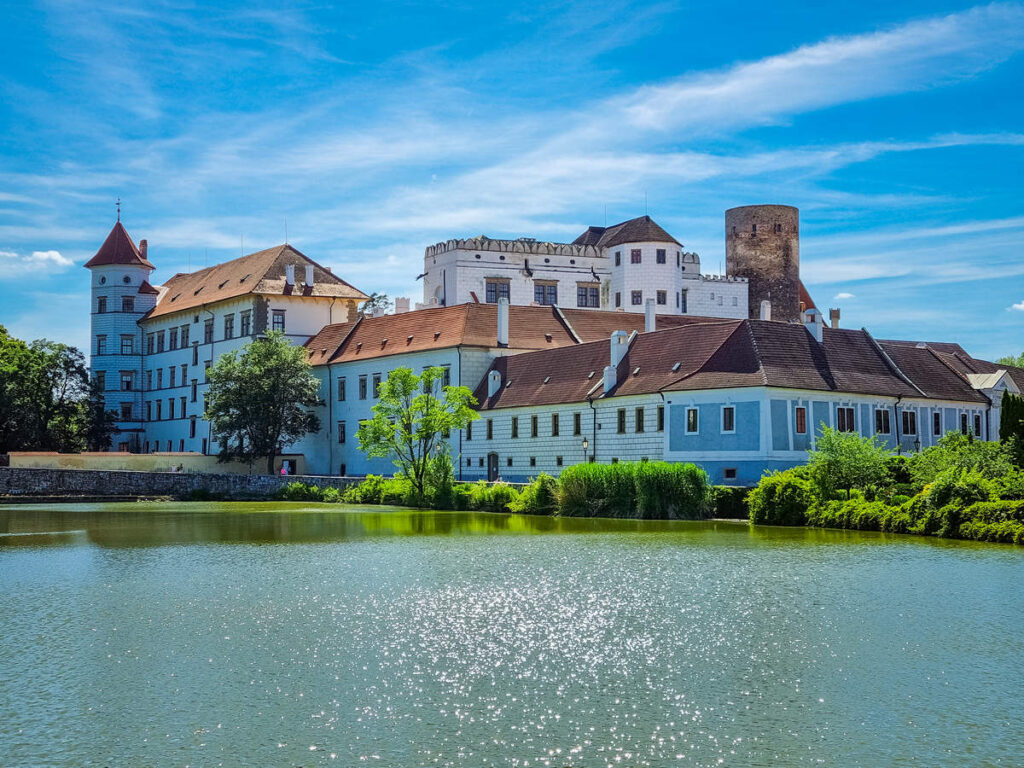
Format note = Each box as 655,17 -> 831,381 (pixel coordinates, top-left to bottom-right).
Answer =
1010,300 -> 1024,312
0,249 -> 74,278
834,292 -> 855,300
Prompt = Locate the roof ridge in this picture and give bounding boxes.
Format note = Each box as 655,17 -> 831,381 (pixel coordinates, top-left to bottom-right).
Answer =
924,344 -> 976,389
745,320 -> 768,387
328,315 -> 364,362
864,328 -> 926,396
552,305 -> 582,343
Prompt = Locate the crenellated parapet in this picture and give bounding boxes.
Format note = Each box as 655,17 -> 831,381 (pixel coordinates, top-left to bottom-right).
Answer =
425,237 -> 604,260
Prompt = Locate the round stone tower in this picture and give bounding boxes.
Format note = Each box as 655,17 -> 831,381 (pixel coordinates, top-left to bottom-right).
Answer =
725,205 -> 800,322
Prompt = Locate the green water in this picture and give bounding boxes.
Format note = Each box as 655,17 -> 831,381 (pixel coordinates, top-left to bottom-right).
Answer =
1,503 -> 1022,767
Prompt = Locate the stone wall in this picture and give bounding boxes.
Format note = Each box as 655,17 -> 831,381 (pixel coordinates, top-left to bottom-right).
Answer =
0,467 -> 356,500
725,205 -> 800,323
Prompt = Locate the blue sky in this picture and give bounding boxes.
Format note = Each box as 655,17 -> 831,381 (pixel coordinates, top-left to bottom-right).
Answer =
1,0 -> 1022,359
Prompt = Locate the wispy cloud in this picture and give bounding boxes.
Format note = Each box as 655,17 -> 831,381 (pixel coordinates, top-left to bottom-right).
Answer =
834,292 -> 855,300
1010,300 -> 1024,311
0,248 -> 74,278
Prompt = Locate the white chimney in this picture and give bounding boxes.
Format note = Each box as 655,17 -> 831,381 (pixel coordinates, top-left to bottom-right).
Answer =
610,330 -> 628,367
759,300 -> 771,321
603,365 -> 617,394
829,307 -> 840,329
394,297 -> 410,314
285,264 -> 295,286
644,298 -> 656,332
803,308 -> 825,343
305,265 -> 314,286
497,297 -> 509,347
487,369 -> 502,397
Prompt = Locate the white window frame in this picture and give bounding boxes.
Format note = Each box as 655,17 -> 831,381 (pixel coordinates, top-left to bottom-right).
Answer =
721,405 -> 736,434
685,407 -> 699,434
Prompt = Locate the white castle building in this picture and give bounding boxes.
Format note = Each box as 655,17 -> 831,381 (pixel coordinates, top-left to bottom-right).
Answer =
421,215 -> 749,318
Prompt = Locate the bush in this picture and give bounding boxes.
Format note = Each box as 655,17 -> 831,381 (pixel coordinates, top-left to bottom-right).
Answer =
508,474 -> 559,516
558,462 -> 608,517
467,481 -> 520,513
925,468 -> 997,510
909,432 -> 1016,486
995,470 -> 1024,500
712,486 -> 751,518
557,461 -> 712,519
340,475 -> 416,506
807,427 -> 891,499
747,469 -> 814,526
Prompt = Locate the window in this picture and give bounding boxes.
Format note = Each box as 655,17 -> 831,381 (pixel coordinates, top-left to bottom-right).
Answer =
656,248 -> 666,264
511,416 -> 519,438
224,314 -> 234,339
657,405 -> 664,432
724,468 -> 738,480
181,364 -> 187,383
837,407 -> 856,433
337,421 -> 346,444
656,290 -> 667,305
119,402 -> 131,420
180,325 -> 190,346
156,369 -> 163,388
902,411 -> 917,435
146,401 -> 151,421
192,345 -> 199,366
573,412 -> 582,436
441,366 -> 451,388
551,413 -> 559,436
507,457 -> 513,467
202,438 -> 207,455
168,399 -> 175,419
190,417 -> 197,438
485,280 -> 510,303
617,408 -> 626,434
339,464 -> 347,476
631,407 -> 643,432
169,367 -> 176,388
121,372 -> 132,391
680,290 -> 688,314
686,408 -> 699,434
120,335 -> 134,355
974,414 -> 982,437
466,422 -> 472,441
359,376 -> 368,400
722,406 -> 735,433
271,310 -> 285,332
531,415 -> 539,438
191,379 -> 197,402
795,407 -> 807,434
614,251 -> 621,266
534,283 -> 557,305
169,327 -> 178,350
372,373 -> 381,398
487,419 -> 493,440
95,371 -> 106,391
933,411 -> 942,436
156,400 -> 162,420
97,296 -> 107,314
960,413 -> 969,434
631,291 -> 642,306
180,397 -> 186,416
156,331 -> 165,352
240,311 -> 251,336
204,362 -> 211,381
203,319 -> 214,344
337,377 -> 346,401
121,296 -> 134,312
630,249 -> 641,264
556,456 -> 563,467
466,457 -> 472,467
615,292 -> 621,308
530,457 -> 536,467
146,333 -> 155,354
577,284 -> 600,308
874,408 -> 891,434
145,370 -> 152,390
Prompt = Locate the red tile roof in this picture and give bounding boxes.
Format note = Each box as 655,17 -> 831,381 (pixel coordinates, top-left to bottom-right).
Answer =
571,215 -> 681,248
83,221 -> 155,269
146,244 -> 368,319
137,280 -> 160,295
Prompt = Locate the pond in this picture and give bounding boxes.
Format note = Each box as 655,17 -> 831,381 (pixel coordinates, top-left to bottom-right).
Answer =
1,502 -> 1022,766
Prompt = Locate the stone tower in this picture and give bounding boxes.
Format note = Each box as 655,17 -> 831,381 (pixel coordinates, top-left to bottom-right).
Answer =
725,205 -> 800,323
84,221 -> 157,451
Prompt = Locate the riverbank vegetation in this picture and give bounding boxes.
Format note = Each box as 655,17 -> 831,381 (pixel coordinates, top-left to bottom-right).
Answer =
748,427 -> 1024,544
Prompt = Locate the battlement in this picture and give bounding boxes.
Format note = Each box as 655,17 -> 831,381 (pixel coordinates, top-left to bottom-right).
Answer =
425,236 -> 603,260
701,274 -> 748,283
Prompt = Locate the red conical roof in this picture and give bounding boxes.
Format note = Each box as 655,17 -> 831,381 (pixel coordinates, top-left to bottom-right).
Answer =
83,221 -> 155,269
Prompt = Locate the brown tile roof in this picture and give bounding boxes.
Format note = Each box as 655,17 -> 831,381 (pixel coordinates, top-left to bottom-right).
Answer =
878,342 -> 988,402
879,339 -> 1024,394
146,244 -> 368,319
83,221 -> 155,269
137,280 -> 160,295
305,303 -> 579,366
798,279 -> 816,311
571,215 -> 680,249
556,308 -> 722,342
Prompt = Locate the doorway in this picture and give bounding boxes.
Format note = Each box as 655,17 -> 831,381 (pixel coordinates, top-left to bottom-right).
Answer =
487,452 -> 499,481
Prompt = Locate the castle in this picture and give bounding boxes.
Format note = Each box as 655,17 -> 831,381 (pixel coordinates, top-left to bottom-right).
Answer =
86,205 -> 1022,483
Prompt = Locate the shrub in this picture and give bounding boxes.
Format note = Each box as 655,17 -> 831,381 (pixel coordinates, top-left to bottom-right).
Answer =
962,500 -> 1024,524
712,486 -> 751,519
557,461 -> 712,519
558,462 -> 615,517
508,474 -> 559,516
908,432 -> 1016,486
466,481 -> 520,513
747,469 -> 814,526
925,468 -> 997,510
807,427 -> 891,499
340,475 -> 416,506
995,470 -> 1024,500
277,481 -> 327,502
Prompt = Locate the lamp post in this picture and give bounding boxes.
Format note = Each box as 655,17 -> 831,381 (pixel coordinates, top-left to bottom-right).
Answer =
582,438 -> 589,464
914,436 -> 921,454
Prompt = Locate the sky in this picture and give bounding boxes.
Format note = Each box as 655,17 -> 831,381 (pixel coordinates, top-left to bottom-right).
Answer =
1,0 -> 1022,360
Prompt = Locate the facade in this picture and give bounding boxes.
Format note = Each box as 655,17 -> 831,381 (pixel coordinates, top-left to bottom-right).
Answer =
421,215 -> 749,319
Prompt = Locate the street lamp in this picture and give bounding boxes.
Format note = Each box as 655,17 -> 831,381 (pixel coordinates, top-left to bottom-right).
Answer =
914,436 -> 921,453
582,438 -> 589,463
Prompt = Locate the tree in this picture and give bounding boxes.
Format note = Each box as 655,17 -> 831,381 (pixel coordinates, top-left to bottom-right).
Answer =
807,427 -> 891,499
1000,390 -> 1024,467
356,366 -> 479,502
204,331 -> 322,473
997,352 -> 1024,368
362,292 -> 392,316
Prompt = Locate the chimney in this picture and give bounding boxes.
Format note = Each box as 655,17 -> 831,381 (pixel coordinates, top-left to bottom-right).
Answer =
285,264 -> 295,286
394,297 -> 410,314
610,330 -> 628,367
603,365 -> 617,394
759,300 -> 771,321
497,297 -> 509,347
305,265 -> 314,286
829,307 -> 840,329
487,369 -> 502,397
803,308 -> 825,343
139,239 -> 148,262
644,298 -> 656,332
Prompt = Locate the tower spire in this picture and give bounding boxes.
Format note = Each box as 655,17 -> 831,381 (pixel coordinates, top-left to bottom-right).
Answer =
116,197 -> 121,222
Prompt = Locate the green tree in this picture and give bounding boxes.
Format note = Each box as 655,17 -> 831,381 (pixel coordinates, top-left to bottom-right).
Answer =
996,352 -> 1024,367
807,427 -> 891,499
204,331 -> 322,473
362,292 -> 392,316
356,366 -> 478,502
